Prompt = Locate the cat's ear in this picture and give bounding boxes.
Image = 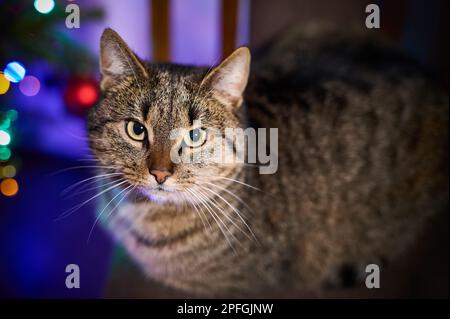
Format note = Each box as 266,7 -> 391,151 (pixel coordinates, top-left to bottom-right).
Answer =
204,47 -> 251,109
99,28 -> 148,91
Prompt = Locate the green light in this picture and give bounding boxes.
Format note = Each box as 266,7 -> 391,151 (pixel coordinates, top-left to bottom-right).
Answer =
0,130 -> 11,146
6,109 -> 18,121
0,147 -> 11,161
0,117 -> 11,130
34,0 -> 55,14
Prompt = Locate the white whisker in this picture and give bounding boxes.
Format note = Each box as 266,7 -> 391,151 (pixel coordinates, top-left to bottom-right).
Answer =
87,184 -> 133,243
60,172 -> 123,196
198,185 -> 258,243
66,177 -> 126,198
55,180 -> 128,221
50,165 -> 119,176
190,188 -> 238,254
185,188 -> 213,232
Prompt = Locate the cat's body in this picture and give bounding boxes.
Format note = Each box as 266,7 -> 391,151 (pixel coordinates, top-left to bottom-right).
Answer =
88,26 -> 448,297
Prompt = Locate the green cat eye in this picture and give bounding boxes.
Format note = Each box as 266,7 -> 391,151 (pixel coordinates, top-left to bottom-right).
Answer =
184,128 -> 207,148
126,120 -> 146,141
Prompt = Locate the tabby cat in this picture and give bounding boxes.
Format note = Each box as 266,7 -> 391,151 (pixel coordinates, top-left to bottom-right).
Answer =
87,25 -> 448,297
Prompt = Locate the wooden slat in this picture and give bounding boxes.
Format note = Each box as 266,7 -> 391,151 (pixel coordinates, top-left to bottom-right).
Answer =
151,0 -> 171,62
222,0 -> 239,59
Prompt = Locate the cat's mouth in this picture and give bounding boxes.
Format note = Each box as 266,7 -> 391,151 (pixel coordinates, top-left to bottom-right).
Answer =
155,185 -> 170,192
138,184 -> 178,202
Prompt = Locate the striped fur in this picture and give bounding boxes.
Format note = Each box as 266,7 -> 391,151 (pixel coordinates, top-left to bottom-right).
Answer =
88,26 -> 448,297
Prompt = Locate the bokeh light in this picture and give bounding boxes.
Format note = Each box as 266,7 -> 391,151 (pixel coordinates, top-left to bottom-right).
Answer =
3,165 -> 16,178
6,109 -> 18,122
4,62 -> 26,83
0,130 -> 11,146
19,75 -> 41,96
0,117 -> 11,130
34,0 -> 55,14
0,147 -> 11,161
0,73 -> 10,95
1,178 -> 19,197
77,83 -> 99,107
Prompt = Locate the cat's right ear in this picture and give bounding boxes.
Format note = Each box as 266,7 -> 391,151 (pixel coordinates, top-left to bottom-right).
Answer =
99,28 -> 148,91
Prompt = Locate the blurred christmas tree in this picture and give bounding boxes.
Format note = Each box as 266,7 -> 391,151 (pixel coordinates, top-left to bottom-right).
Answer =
0,0 -> 103,74
0,0 -> 105,115
0,0 -> 106,175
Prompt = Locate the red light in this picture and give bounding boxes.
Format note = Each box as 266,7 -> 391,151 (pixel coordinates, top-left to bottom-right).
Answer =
64,77 -> 99,115
76,83 -> 98,107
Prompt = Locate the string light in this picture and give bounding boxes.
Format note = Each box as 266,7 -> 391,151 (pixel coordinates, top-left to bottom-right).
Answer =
0,130 -> 11,146
1,178 -> 19,197
34,0 -> 55,14
4,62 -> 26,83
0,117 -> 10,130
77,83 -> 98,107
19,75 -> 41,96
0,147 -> 11,161
0,73 -> 10,95
6,109 -> 18,122
3,165 -> 16,178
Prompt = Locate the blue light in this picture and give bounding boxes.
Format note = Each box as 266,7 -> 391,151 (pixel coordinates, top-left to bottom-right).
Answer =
4,62 -> 26,83
34,0 -> 55,14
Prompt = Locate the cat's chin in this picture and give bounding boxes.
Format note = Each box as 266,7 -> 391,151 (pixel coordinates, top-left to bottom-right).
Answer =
137,186 -> 181,204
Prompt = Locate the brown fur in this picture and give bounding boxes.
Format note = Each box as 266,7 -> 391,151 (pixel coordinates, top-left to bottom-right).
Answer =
88,26 -> 448,297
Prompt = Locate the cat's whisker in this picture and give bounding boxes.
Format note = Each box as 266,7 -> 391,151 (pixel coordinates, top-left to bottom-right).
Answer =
103,185 -> 136,226
197,185 -> 257,243
197,184 -> 258,243
186,188 -> 214,230
62,130 -> 91,141
75,158 -> 99,163
66,177 -> 127,199
181,190 -> 210,233
87,183 -> 133,243
186,188 -> 215,232
212,176 -> 262,192
199,180 -> 256,217
188,188 -> 237,253
50,165 -> 120,176
197,174 -> 262,192
190,188 -> 238,254
55,180 -> 128,221
60,172 -> 123,196
206,195 -> 250,246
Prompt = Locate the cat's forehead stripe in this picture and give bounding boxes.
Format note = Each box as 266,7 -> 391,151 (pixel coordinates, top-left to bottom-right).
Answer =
142,70 -> 193,122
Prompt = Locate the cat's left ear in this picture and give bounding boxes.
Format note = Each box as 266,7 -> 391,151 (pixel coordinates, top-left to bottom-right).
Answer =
204,47 -> 251,109
99,28 -> 148,91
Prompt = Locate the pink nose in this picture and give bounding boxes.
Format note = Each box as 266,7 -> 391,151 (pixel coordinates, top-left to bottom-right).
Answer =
150,169 -> 172,184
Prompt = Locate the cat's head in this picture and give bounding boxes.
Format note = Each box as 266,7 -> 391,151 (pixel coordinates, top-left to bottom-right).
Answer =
88,28 -> 251,203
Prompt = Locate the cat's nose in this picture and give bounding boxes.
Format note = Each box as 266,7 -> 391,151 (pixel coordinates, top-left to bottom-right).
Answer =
150,169 -> 172,184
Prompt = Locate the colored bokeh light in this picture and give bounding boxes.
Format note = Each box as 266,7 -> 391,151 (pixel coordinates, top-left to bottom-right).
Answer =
3,165 -> 16,178
0,147 -> 11,161
1,178 -> 19,197
4,62 -> 26,83
77,83 -> 99,107
0,117 -> 11,130
34,0 -> 55,14
6,109 -> 18,122
0,130 -> 11,146
0,73 -> 10,94
19,75 -> 41,96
